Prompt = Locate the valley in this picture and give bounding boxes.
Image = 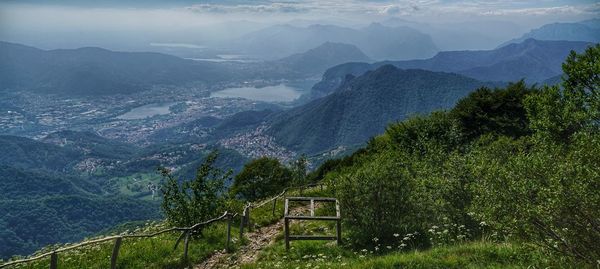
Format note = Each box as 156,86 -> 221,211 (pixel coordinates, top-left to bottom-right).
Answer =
0,5 -> 598,266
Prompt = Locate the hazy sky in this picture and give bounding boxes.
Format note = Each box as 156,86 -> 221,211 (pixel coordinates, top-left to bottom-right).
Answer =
1,0 -> 598,50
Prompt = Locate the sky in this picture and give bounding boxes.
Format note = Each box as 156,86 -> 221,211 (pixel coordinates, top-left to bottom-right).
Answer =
0,0 -> 598,51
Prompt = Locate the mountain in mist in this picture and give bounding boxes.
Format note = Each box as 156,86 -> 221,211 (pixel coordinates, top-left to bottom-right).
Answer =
266,65 -> 489,154
380,18 -> 524,51
273,42 -> 371,75
0,41 -> 233,95
310,39 -> 592,97
0,41 -> 373,96
500,19 -> 600,47
231,23 -> 438,61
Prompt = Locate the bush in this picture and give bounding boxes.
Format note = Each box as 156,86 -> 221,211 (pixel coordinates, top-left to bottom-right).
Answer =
469,133 -> 600,263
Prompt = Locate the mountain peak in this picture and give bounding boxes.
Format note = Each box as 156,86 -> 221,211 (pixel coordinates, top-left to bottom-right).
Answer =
277,42 -> 371,75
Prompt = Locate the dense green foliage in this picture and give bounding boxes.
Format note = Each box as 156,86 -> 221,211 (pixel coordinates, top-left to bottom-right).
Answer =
323,45 -> 600,264
159,151 -> 230,229
230,157 -> 292,201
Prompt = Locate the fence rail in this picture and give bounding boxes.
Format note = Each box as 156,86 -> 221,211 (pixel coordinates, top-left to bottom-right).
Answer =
0,182 -> 325,269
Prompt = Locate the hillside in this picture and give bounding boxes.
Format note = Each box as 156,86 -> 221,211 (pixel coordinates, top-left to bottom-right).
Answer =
232,23 -> 438,61
0,135 -> 83,171
0,165 -> 161,259
311,39 -> 592,97
267,65 -> 489,154
500,19 -> 600,47
0,132 -> 250,259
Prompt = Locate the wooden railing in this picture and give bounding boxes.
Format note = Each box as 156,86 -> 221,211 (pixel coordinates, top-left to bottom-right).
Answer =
0,183 -> 325,269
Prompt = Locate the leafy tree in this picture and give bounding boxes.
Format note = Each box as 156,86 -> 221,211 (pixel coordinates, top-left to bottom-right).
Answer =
385,111 -> 461,157
450,81 -> 534,141
230,157 -> 292,201
159,151 -> 231,230
526,44 -> 600,142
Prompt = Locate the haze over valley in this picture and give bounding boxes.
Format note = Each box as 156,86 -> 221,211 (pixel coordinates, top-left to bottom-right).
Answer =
0,0 -> 599,265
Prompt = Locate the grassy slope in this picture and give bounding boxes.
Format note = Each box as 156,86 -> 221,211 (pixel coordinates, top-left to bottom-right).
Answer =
2,186 -> 579,268
5,223 -> 240,269
0,187 -> 321,268
241,240 -> 578,269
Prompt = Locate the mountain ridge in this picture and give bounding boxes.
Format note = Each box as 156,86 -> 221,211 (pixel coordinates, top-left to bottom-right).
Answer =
309,39 -> 592,97
266,65 -> 492,154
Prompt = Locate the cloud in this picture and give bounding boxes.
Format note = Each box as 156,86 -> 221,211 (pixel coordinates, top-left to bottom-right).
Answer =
186,3 -> 310,14
181,0 -> 599,20
379,5 -> 402,15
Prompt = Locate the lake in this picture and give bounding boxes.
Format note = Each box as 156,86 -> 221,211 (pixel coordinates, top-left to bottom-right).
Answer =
117,102 -> 175,120
210,84 -> 305,102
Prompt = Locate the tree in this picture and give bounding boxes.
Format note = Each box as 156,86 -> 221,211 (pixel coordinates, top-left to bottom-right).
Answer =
450,81 -> 534,141
230,157 -> 292,201
159,151 -> 231,230
526,44 -> 600,142
290,154 -> 308,185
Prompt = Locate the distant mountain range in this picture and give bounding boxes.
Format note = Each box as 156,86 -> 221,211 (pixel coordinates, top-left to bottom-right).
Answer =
231,23 -> 438,61
310,39 -> 592,97
500,19 -> 600,47
266,65 -> 492,154
0,41 -> 235,95
0,41 -> 373,96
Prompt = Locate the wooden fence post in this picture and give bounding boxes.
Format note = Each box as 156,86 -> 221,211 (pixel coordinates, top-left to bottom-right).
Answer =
49,252 -> 58,269
272,199 -> 277,217
336,219 -> 342,245
182,231 -> 190,260
239,208 -> 246,239
226,214 -> 232,253
246,207 -> 252,232
284,217 -> 290,251
110,237 -> 123,269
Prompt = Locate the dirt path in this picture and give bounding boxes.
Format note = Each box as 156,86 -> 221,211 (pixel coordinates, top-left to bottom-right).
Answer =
194,206 -> 310,269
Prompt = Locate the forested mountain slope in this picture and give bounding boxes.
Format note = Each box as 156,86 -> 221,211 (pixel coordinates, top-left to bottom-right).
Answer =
267,65 -> 490,154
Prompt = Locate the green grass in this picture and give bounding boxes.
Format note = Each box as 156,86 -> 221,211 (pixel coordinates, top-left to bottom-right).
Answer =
240,201 -> 582,269
6,184 -> 573,269
4,222 -> 242,269
241,240 -> 580,269
248,185 -> 331,228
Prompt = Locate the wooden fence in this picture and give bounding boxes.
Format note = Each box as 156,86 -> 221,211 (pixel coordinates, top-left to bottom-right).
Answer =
283,197 -> 341,250
0,183 -> 325,269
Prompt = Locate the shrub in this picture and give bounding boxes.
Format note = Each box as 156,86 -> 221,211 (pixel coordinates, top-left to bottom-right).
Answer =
332,151 -> 430,248
469,134 -> 600,263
